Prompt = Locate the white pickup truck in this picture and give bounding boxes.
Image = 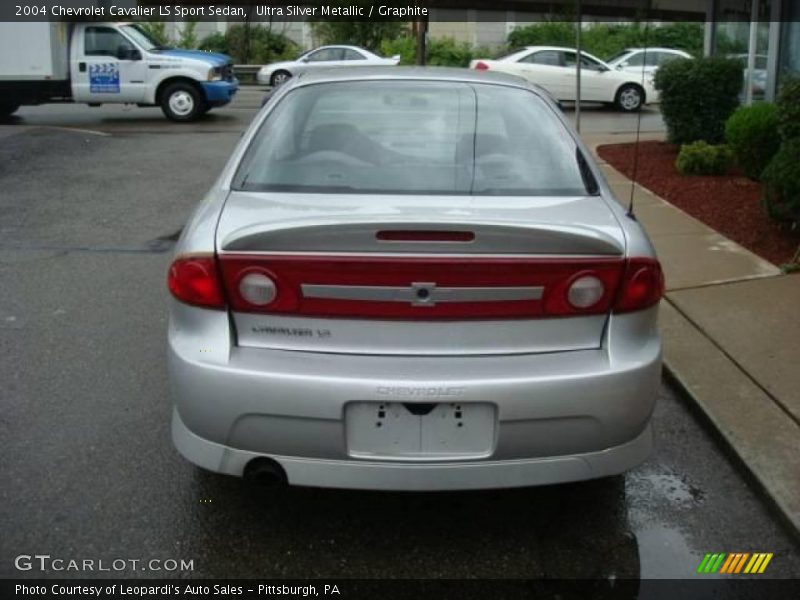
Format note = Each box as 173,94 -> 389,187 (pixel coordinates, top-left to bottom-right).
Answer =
0,22 -> 238,121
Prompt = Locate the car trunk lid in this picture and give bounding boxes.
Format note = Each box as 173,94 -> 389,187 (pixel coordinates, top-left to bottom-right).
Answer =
216,192 -> 626,356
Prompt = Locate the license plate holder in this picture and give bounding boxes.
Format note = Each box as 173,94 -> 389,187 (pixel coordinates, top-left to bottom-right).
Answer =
345,401 -> 496,460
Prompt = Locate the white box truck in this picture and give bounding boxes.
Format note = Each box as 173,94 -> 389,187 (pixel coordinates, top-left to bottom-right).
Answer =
0,22 -> 238,121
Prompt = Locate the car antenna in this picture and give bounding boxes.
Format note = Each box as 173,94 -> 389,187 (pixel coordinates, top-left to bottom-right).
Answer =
628,17 -> 651,218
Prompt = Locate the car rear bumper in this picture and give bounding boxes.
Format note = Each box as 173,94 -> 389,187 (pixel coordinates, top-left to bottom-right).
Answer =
168,303 -> 661,489
173,407 -> 653,490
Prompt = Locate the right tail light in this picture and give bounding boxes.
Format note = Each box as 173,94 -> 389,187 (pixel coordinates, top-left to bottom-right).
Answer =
613,258 -> 664,313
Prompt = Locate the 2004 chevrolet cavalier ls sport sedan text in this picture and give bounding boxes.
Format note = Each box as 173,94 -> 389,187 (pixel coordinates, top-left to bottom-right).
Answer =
167,67 -> 663,491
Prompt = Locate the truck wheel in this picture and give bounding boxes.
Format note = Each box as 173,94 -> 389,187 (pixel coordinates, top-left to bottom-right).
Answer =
160,82 -> 205,122
0,103 -> 20,118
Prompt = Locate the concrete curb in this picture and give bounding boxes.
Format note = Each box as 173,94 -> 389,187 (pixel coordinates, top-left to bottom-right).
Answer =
660,299 -> 800,542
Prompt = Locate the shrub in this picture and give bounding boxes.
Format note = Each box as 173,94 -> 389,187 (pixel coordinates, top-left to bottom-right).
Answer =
379,36 -> 416,65
310,20 -> 406,52
775,76 -> 800,141
675,141 -> 733,176
724,103 -> 780,180
762,138 -> 800,224
200,25 -> 298,64
654,57 -> 743,145
508,21 -> 576,50
379,37 -> 490,67
138,22 -> 168,46
428,38 -> 484,68
176,22 -> 198,49
198,32 -> 227,55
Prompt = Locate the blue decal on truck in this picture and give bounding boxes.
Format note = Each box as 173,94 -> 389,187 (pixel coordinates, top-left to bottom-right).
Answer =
89,63 -> 120,93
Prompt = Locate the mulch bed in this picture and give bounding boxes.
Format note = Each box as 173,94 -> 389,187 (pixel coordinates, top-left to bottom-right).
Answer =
597,141 -> 799,267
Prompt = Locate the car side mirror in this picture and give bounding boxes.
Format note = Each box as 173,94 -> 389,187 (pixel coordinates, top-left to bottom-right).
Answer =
301,57 -> 311,63
117,46 -> 141,61
616,63 -> 627,70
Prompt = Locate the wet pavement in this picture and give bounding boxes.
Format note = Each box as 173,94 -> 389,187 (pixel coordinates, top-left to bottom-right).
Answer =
1,96 -> 798,583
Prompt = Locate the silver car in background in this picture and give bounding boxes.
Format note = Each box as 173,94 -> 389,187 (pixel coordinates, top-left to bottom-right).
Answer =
168,68 -> 663,491
256,45 -> 401,87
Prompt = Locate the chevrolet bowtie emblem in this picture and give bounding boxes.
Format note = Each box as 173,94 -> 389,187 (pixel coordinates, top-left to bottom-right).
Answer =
410,282 -> 436,306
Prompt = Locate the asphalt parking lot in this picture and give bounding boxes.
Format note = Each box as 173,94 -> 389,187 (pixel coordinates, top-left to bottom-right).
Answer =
1,89 -> 799,584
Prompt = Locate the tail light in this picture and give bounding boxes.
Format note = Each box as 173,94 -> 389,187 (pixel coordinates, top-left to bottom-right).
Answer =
238,271 -> 278,306
614,258 -> 664,313
219,255 -> 630,320
167,255 -> 225,309
172,254 -> 663,318
567,275 -> 605,309
473,61 -> 490,71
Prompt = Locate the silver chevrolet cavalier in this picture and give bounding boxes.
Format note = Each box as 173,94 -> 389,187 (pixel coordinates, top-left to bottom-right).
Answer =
167,67 -> 663,490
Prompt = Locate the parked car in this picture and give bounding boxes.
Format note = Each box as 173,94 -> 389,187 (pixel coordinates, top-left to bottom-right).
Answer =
470,46 -> 657,111
168,67 -> 663,491
728,53 -> 768,98
605,48 -> 692,102
606,47 -> 692,75
257,45 -> 401,87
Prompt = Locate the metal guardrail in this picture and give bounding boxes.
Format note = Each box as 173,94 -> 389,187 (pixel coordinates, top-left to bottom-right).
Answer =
233,65 -> 263,85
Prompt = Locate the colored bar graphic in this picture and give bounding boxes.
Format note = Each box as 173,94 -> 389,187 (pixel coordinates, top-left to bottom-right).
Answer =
697,553 -> 712,574
720,553 -> 736,573
734,553 -> 750,573
700,552 -> 774,575
758,554 -> 773,573
711,553 -> 726,573
720,553 -> 738,574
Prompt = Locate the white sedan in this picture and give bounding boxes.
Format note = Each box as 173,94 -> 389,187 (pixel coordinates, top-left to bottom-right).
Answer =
606,47 -> 692,75
470,46 -> 657,112
257,45 -> 401,87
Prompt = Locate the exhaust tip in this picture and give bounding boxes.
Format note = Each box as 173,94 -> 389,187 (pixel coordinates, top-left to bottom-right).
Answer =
243,457 -> 288,488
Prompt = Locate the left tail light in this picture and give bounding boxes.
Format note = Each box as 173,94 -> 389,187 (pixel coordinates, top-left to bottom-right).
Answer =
473,61 -> 490,71
167,255 -> 226,309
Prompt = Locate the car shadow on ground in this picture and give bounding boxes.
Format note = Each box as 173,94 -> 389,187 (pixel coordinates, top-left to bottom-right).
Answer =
184,468 -> 641,582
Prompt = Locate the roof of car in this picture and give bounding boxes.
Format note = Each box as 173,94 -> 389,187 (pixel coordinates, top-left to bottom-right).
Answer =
313,45 -> 370,52
521,46 -> 589,52
515,46 -> 608,61
620,47 -> 692,53
290,66 -> 534,88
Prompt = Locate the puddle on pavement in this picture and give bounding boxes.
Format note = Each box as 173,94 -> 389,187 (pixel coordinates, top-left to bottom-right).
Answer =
627,469 -> 706,507
625,467 -> 707,579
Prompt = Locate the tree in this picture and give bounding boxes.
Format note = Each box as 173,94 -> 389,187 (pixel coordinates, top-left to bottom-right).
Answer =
177,22 -> 198,49
137,22 -> 168,46
310,20 -> 405,52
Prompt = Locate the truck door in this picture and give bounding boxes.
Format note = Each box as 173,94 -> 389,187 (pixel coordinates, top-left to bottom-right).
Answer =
71,25 -> 147,104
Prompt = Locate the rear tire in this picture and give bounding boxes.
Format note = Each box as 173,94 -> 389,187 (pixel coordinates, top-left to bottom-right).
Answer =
615,84 -> 644,112
270,70 -> 291,88
0,103 -> 20,118
160,82 -> 205,122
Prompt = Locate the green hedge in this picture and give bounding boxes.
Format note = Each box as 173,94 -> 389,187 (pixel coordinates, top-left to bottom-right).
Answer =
380,36 -> 490,68
675,141 -> 733,176
198,26 -> 298,64
761,78 -> 800,225
654,57 -> 743,144
724,103 -> 780,180
775,76 -> 800,141
762,138 -> 800,224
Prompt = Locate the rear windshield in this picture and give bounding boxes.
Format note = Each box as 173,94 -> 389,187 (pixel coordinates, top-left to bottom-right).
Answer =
233,80 -> 589,196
